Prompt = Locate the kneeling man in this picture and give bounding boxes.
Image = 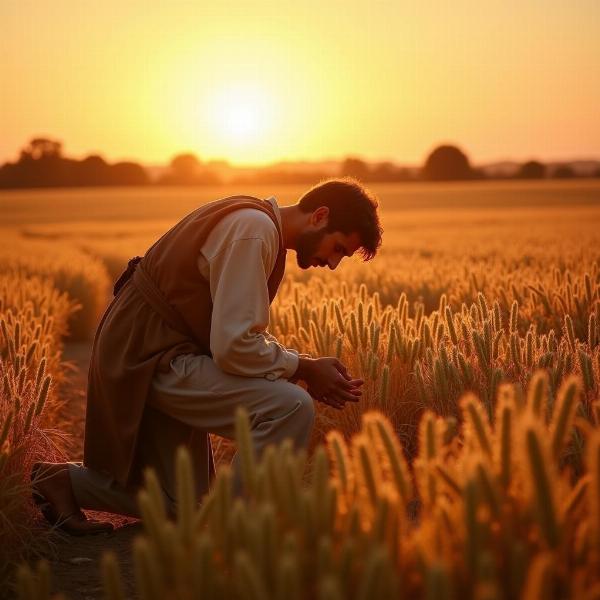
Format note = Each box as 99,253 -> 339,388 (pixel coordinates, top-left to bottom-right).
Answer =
33,178 -> 382,534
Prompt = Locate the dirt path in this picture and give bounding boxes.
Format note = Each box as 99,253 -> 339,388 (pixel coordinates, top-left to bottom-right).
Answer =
41,341 -> 235,598
45,342 -> 139,600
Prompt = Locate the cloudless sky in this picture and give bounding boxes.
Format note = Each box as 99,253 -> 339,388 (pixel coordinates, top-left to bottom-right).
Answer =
1,0 -> 599,166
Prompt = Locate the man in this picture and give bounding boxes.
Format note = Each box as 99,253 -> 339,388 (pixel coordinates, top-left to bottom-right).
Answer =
32,178 -> 383,534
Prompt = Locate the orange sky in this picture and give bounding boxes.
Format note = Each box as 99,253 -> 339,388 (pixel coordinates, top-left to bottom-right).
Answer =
1,0 -> 599,166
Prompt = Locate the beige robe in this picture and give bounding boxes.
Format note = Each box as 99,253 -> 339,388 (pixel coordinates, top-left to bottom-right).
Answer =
83,195 -> 287,489
196,198 -> 299,379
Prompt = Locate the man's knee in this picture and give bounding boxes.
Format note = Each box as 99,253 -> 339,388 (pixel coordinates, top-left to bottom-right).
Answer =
287,383 -> 315,431
260,382 -> 314,426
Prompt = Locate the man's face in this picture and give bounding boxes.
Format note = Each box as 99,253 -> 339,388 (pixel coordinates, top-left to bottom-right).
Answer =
296,218 -> 363,270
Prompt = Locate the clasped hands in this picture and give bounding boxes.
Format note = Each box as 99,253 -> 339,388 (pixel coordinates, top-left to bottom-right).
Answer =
292,356 -> 364,410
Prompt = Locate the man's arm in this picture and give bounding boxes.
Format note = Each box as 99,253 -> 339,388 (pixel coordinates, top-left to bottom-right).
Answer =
264,330 -> 312,362
202,208 -> 363,405
207,233 -> 299,380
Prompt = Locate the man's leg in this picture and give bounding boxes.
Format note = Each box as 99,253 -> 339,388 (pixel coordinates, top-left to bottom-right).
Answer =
149,353 -> 315,491
67,463 -> 139,517
36,405 -> 207,527
35,353 -> 314,526
31,462 -> 115,534
69,406 -> 209,517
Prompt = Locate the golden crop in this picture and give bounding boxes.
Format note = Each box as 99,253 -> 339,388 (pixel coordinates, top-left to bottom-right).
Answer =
0,271 -> 76,587
3,181 -> 600,598
20,384 -> 600,599
0,233 -> 110,341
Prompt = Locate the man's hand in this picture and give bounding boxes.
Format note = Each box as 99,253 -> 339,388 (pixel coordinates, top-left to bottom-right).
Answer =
294,357 -> 364,410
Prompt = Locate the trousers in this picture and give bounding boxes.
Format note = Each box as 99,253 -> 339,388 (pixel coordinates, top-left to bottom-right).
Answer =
69,353 -> 315,517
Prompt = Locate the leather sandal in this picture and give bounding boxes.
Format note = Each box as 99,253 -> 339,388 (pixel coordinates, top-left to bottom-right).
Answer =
31,463 -> 114,536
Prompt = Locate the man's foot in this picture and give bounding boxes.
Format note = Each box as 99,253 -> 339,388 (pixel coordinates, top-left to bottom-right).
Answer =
31,462 -> 114,536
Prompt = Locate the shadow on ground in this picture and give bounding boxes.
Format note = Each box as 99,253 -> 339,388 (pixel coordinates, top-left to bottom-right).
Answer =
47,515 -> 141,599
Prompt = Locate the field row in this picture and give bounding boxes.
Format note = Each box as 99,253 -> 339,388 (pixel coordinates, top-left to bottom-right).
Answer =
2,182 -> 600,596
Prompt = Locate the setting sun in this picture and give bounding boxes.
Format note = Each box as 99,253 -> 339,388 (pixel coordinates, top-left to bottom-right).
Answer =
209,84 -> 271,146
181,77 -> 288,163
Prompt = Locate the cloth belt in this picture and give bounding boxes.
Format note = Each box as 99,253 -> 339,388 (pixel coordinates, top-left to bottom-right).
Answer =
114,256 -> 196,340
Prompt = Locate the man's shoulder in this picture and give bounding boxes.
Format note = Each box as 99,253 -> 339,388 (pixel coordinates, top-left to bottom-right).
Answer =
214,206 -> 278,244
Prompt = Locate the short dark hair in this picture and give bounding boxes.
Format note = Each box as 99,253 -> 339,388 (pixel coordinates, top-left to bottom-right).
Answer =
298,177 -> 383,260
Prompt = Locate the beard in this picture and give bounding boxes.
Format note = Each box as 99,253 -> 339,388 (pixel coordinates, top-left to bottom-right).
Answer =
296,228 -> 327,269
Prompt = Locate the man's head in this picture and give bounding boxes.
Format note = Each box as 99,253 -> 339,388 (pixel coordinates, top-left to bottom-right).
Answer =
295,178 -> 382,270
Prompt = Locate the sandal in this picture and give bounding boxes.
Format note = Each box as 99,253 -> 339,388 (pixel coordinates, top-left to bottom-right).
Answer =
31,463 -> 114,536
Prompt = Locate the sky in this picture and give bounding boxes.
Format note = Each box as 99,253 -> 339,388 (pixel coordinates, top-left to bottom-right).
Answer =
1,0 -> 599,166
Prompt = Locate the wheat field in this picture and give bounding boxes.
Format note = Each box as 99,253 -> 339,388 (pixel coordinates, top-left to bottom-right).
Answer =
3,179 -> 600,598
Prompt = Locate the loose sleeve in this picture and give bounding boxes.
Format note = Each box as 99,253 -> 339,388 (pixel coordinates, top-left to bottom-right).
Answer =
264,330 -> 311,359
208,236 -> 299,379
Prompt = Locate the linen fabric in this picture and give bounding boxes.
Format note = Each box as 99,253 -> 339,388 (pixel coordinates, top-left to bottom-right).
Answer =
83,195 -> 289,490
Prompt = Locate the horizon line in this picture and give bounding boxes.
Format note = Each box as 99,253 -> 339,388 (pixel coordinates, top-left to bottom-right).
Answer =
2,138 -> 600,170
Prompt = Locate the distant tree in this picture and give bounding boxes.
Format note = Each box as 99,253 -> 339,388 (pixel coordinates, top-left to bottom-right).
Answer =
422,145 -> 472,181
0,162 -> 13,188
171,153 -> 201,181
73,155 -> 111,186
1,138 -> 152,188
109,162 -> 149,185
517,160 -> 546,179
340,157 -> 370,181
371,162 -> 396,182
159,152 -> 221,185
552,164 -> 575,179
20,137 -> 63,161
12,137 -> 71,187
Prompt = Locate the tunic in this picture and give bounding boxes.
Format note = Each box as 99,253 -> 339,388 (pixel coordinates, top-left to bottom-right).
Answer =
83,195 -> 289,487
197,197 -> 298,380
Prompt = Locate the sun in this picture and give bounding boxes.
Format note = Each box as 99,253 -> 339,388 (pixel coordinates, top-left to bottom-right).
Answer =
223,104 -> 259,140
208,83 -> 273,147
185,78 -> 284,162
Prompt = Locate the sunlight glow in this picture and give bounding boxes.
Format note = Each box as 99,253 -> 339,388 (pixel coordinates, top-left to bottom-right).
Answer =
208,84 -> 273,147
2,1 -> 598,165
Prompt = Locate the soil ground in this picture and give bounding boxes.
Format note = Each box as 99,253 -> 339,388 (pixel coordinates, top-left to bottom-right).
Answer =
39,341 -> 234,599
44,342 -> 139,600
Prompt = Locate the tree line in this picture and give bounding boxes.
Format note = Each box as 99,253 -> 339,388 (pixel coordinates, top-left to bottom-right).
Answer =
1,138 -> 598,189
0,139 -> 149,188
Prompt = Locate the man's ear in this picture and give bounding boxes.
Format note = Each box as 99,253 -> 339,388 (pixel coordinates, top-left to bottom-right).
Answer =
310,206 -> 329,227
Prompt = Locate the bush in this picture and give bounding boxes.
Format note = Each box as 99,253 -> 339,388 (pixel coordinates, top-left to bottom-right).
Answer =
0,273 -> 76,589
